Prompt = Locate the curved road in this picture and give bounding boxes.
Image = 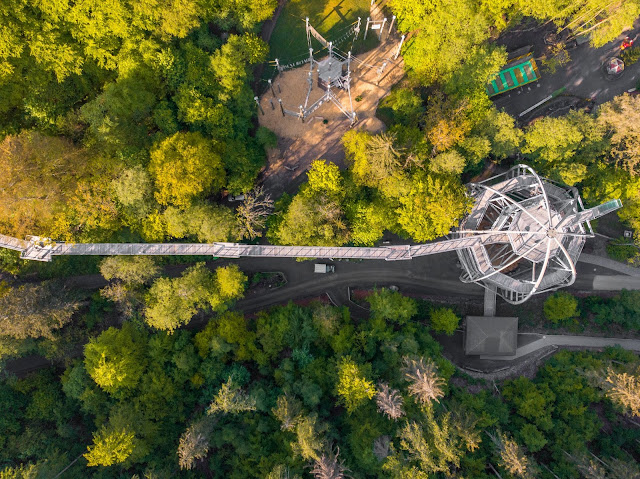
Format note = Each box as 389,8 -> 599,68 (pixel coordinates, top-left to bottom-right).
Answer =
4,250 -> 640,377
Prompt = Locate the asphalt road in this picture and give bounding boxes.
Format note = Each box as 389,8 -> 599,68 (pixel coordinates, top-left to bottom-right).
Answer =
61,250 -> 640,313
494,18 -> 640,118
3,251 -> 639,378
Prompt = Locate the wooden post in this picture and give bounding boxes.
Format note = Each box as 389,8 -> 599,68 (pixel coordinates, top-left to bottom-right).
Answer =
394,34 -> 405,60
277,83 -> 282,93
364,17 -> 370,40
270,99 -> 275,110
379,18 -> 387,40
389,15 -> 396,34
278,98 -> 285,117
268,79 -> 275,97
254,96 -> 264,115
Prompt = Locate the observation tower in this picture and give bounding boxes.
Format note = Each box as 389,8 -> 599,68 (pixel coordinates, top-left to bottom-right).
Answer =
454,165 -> 621,304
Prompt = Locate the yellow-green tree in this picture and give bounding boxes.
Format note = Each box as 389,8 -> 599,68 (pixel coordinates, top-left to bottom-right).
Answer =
84,323 -> 148,395
336,357 -> 376,413
397,174 -> 473,242
429,307 -> 460,336
84,426 -> 136,467
543,292 -> 579,324
145,263 -> 246,331
149,132 -> 225,208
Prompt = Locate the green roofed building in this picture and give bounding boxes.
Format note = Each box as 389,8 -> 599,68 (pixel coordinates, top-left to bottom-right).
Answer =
486,52 -> 540,97
465,316 -> 518,356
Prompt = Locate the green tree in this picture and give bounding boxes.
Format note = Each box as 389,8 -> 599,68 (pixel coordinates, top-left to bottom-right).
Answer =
0,282 -> 79,340
543,291 -> 579,324
430,150 -> 467,174
597,93 -> 640,176
274,193 -> 349,247
343,130 -> 411,198
368,289 -> 418,324
149,132 -> 225,208
100,256 -> 160,285
100,256 -> 160,317
112,166 -> 154,220
429,307 -> 460,336
208,0 -> 277,31
480,108 -> 523,159
215,264 -> 246,300
336,357 -> 376,414
145,263 -> 245,331
390,0 -> 490,86
162,204 -> 240,242
0,131 -> 99,238
523,111 -> 606,185
348,198 -> 393,246
84,323 -> 148,395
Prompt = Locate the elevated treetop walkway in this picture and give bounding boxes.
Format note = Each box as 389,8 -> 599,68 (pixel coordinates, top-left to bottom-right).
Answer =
0,166 -> 622,304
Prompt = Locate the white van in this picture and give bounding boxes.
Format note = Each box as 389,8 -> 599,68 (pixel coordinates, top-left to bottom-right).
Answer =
314,264 -> 335,273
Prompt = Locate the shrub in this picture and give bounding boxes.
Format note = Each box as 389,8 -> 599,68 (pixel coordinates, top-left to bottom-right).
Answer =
621,46 -> 640,66
429,307 -> 460,335
255,126 -> 277,149
543,292 -> 579,324
606,238 -> 637,263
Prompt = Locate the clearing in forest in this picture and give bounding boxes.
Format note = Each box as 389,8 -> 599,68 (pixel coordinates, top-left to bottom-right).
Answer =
268,0 -> 377,63
257,37 -> 405,197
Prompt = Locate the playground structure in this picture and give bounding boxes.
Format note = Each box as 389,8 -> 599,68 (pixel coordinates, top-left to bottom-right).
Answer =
259,15 -> 405,126
486,51 -> 541,97
0,166 -> 621,305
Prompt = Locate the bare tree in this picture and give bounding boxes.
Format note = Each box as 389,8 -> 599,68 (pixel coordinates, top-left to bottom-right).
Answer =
375,382 -> 405,420
272,394 -> 302,431
609,457 -> 640,479
177,416 -> 216,470
401,356 -> 445,406
311,445 -> 349,479
565,451 -> 607,479
488,431 -> 535,479
235,186 -> 273,240
603,367 -> 640,417
373,436 -> 390,461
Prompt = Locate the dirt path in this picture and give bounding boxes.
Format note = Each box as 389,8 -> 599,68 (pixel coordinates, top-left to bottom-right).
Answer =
257,35 -> 405,196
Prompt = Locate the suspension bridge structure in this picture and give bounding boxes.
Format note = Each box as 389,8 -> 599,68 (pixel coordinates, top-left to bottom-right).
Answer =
0,166 -> 622,305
